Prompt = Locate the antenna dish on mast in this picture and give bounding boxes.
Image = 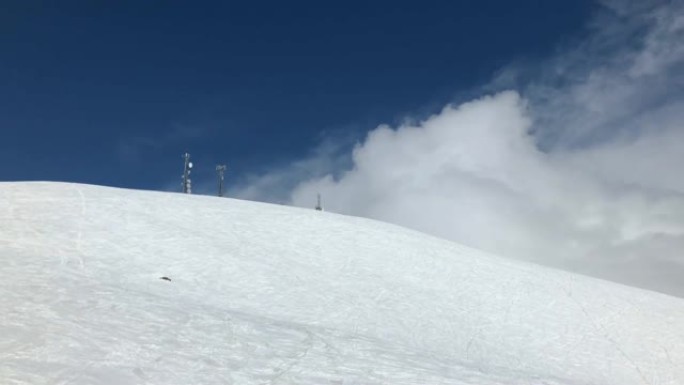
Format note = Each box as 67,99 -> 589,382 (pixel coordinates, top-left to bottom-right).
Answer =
181,153 -> 193,194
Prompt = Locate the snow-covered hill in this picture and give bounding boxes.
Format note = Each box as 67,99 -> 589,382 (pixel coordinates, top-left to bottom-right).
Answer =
1,182 -> 683,385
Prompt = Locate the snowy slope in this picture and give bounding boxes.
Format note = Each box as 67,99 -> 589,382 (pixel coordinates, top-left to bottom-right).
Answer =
1,182 -> 683,385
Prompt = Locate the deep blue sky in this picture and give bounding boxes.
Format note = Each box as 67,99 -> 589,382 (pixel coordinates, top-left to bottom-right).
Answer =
1,0 -> 594,191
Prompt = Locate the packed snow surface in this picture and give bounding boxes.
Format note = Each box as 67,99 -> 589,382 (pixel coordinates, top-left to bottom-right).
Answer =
1,182 -> 683,385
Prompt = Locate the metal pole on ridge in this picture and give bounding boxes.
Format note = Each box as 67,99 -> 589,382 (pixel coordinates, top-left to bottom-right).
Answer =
216,164 -> 227,197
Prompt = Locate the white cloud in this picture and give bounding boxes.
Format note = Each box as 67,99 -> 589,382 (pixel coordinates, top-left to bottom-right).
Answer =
234,0 -> 684,297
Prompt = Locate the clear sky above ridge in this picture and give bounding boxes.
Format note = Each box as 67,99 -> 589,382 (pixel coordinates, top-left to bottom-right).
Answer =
1,0 -> 593,190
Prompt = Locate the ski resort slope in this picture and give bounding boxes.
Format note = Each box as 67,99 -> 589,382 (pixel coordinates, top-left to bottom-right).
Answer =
1,182 -> 683,385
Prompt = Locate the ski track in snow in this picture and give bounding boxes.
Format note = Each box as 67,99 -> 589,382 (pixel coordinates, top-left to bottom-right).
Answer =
1,182 -> 683,385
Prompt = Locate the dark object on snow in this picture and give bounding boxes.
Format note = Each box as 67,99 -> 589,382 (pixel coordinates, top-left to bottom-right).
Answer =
160,276 -> 172,281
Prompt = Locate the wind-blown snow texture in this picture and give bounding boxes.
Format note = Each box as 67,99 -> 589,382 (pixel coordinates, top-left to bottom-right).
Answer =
1,182 -> 683,385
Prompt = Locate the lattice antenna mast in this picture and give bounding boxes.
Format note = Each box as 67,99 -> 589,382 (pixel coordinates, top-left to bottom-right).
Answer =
181,153 -> 193,194
216,165 -> 227,197
315,193 -> 323,211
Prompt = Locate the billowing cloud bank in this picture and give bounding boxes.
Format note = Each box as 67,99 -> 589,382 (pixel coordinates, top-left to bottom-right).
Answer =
235,0 -> 684,297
